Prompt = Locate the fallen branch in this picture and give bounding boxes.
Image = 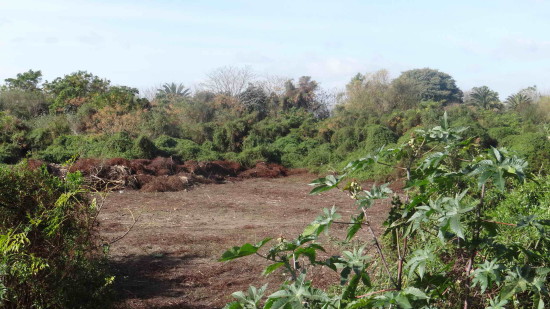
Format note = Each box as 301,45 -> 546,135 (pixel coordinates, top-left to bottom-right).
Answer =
108,208 -> 139,245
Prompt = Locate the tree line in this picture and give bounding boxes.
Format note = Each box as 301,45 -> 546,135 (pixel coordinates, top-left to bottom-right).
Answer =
0,66 -> 548,176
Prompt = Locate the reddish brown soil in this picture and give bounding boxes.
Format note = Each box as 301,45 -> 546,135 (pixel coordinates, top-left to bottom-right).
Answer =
98,172 -> 392,309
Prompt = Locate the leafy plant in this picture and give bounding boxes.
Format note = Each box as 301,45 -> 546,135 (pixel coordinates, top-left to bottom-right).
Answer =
220,113 -> 549,308
0,162 -> 113,308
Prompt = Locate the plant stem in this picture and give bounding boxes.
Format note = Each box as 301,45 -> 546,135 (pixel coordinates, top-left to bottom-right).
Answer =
396,235 -> 408,290
463,183 -> 485,309
362,207 -> 397,289
356,288 -> 397,299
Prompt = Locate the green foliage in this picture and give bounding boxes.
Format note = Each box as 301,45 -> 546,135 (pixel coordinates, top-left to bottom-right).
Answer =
363,125 -> 397,153
0,112 -> 28,163
0,163 -> 112,308
236,146 -> 281,167
38,135 -> 89,163
27,114 -> 72,151
39,132 -> 162,162
221,114 -> 550,308
303,143 -> 336,170
487,126 -> 518,141
154,135 -> 201,160
44,71 -> 111,113
466,86 -> 501,110
91,86 -> 149,110
139,108 -> 181,138
0,144 -> 21,164
501,132 -> 550,172
131,135 -> 158,159
156,82 -> 190,100
196,141 -> 223,161
0,89 -> 50,119
392,68 -> 463,104
0,68 -> 546,183
213,116 -> 253,152
3,70 -> 43,92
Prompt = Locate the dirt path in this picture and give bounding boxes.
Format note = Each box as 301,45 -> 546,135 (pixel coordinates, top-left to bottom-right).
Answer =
99,172 -> 392,308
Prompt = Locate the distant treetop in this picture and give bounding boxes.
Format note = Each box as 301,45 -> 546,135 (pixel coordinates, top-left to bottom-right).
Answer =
393,68 -> 463,104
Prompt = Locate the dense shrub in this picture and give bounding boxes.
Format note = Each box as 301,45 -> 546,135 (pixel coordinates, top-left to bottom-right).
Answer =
486,176 -> 550,259
363,124 -> 398,152
501,132 -> 550,172
38,135 -> 87,163
154,135 -> 202,160
0,89 -> 50,119
487,126 -> 519,141
0,143 -> 21,164
0,112 -> 28,163
303,143 -> 337,170
27,115 -> 72,151
0,163 -> 112,308
196,141 -> 222,161
236,146 -> 281,167
131,135 -> 158,159
221,117 -> 549,309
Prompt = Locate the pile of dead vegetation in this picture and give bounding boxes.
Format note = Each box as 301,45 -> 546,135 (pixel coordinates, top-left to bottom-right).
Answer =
26,157 -> 287,192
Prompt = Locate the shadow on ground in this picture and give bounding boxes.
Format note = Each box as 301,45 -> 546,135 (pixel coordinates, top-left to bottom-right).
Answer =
110,253 -> 212,309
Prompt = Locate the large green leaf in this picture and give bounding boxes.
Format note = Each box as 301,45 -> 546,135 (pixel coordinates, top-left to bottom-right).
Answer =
219,238 -> 272,262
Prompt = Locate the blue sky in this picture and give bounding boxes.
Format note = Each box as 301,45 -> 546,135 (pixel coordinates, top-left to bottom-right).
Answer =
1,0 -> 549,98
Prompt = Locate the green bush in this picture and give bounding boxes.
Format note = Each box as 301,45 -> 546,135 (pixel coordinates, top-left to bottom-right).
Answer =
154,135 -> 201,160
332,127 -> 360,157
363,124 -> 397,152
0,112 -> 28,163
175,139 -> 202,160
243,110 -> 312,148
221,117 -> 550,309
39,132 -> 146,162
131,135 -> 159,159
99,132 -> 134,157
502,132 -> 550,172
196,141 -> 222,161
487,126 -> 519,141
236,146 -> 281,167
0,163 -> 112,308
451,116 -> 494,147
0,89 -> 50,119
212,117 -> 252,152
303,143 -> 338,171
38,135 -> 89,163
0,143 -> 21,164
486,176 -> 550,259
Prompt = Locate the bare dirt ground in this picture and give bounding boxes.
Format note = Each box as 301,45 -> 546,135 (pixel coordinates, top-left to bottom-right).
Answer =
98,172 -> 393,308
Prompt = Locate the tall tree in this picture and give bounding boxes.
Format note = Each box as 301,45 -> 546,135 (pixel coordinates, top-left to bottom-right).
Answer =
505,93 -> 532,110
239,84 -> 269,118
43,71 -> 110,112
4,69 -> 43,91
505,86 -> 539,110
466,86 -> 500,109
156,82 -> 190,99
343,69 -> 391,114
392,68 -> 463,104
201,66 -> 256,97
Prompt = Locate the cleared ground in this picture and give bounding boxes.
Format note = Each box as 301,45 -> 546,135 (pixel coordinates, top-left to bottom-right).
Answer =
98,172 -> 392,308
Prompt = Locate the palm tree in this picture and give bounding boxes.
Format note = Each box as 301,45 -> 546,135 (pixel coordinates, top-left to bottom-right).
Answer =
467,86 -> 500,110
156,82 -> 190,99
505,93 -> 532,110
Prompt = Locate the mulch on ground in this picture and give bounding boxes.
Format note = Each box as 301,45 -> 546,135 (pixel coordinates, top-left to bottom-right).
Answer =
27,157 -> 288,192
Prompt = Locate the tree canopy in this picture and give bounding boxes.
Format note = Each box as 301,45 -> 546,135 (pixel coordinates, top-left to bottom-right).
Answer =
4,69 -> 43,92
392,68 -> 463,104
466,85 -> 500,109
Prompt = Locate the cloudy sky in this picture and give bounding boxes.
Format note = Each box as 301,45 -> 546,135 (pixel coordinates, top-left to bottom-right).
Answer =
1,0 -> 549,98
